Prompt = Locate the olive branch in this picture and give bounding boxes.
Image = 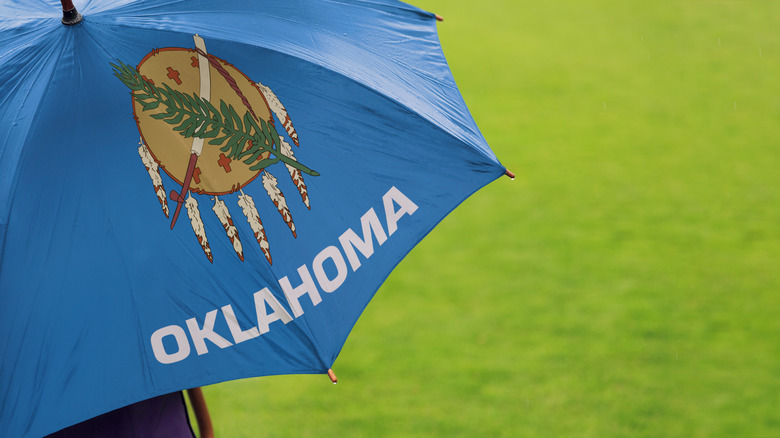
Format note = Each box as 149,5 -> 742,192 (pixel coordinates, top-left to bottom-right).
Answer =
111,60 -> 318,176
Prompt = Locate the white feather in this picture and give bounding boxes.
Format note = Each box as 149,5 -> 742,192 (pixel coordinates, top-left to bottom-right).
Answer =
262,171 -> 296,237
277,135 -> 310,208
257,81 -> 298,146
212,196 -> 243,259
237,191 -> 272,263
137,139 -> 169,217
185,195 -> 212,262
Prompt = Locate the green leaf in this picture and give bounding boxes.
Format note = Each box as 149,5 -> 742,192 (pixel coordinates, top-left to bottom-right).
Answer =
150,112 -> 171,120
158,87 -> 173,105
245,114 -> 266,147
240,139 -> 272,163
259,118 -> 274,147
166,110 -> 186,126
180,93 -> 194,111
142,100 -> 160,111
111,60 -> 319,178
236,137 -> 248,156
174,117 -> 194,132
193,120 -> 213,138
210,132 -> 230,146
229,104 -> 243,132
268,122 -> 280,148
220,101 -> 233,128
204,99 -> 221,122
191,93 -> 208,117
165,84 -> 183,109
184,120 -> 199,138
200,126 -> 220,139
224,134 -> 241,157
249,157 -> 280,171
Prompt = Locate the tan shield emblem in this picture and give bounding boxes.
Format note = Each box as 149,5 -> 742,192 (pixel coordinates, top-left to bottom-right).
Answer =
113,35 -> 318,264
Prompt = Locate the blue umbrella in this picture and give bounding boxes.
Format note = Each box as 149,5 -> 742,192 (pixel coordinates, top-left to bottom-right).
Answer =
0,0 -> 511,436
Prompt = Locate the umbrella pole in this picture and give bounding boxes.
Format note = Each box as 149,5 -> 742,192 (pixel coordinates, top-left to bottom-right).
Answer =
60,0 -> 83,25
186,388 -> 215,438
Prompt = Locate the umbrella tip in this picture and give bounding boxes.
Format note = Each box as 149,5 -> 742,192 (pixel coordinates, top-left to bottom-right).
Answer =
61,0 -> 83,26
435,14 -> 444,22
505,169 -> 516,180
327,369 -> 338,384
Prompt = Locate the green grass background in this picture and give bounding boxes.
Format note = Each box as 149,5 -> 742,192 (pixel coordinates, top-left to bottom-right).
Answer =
196,1 -> 780,436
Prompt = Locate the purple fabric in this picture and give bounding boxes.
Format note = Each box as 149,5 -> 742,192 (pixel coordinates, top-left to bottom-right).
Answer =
45,392 -> 195,438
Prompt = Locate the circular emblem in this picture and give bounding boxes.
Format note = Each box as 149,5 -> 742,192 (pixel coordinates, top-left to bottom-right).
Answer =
112,35 -> 317,264
135,48 -> 272,195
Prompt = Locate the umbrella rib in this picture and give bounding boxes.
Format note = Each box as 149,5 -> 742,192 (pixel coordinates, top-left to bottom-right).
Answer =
87,13 -> 494,161
0,26 -> 70,263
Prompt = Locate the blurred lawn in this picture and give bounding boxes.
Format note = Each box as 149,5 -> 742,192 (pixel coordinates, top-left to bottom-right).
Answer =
200,1 -> 780,436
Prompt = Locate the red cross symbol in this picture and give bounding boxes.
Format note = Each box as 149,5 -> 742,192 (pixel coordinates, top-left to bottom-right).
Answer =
166,67 -> 182,85
192,167 -> 202,184
217,153 -> 232,173
191,56 -> 199,67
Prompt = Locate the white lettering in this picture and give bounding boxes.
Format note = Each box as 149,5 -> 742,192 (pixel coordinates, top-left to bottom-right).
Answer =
151,186 -> 420,364
279,265 -> 322,318
186,310 -> 233,355
221,304 -> 260,344
383,186 -> 418,236
151,325 -> 191,364
254,287 -> 293,334
312,245 -> 349,292
338,208 -> 388,271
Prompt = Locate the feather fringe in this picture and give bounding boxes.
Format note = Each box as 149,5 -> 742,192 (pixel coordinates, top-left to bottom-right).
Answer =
257,81 -> 299,146
262,171 -> 296,238
185,195 -> 213,263
137,139 -> 169,217
212,196 -> 244,261
277,135 -> 310,209
237,190 -> 272,264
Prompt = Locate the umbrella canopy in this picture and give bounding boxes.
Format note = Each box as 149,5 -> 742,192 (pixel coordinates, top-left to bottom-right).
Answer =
0,0 -> 508,436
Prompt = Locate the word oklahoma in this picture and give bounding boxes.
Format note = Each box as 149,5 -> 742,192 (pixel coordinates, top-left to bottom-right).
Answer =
151,186 -> 418,364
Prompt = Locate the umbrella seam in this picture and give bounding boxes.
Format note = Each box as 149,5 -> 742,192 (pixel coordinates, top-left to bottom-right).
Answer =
84,10 -> 495,160
0,24 -> 68,270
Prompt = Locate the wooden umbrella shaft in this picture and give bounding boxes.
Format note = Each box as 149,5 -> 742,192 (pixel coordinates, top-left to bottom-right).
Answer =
60,0 -> 82,25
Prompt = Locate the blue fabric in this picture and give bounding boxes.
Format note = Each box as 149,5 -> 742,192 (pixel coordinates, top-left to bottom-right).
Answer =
0,1 -> 505,437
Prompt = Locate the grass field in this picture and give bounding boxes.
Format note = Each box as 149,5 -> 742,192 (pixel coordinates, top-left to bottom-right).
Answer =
199,1 -> 780,436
